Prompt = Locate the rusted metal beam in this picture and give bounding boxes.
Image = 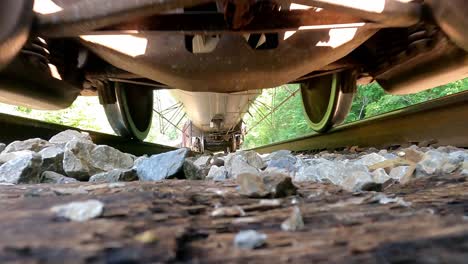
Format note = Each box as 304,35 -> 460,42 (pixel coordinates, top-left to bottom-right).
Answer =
81,9 -> 368,35
295,0 -> 421,27
37,0 -> 214,37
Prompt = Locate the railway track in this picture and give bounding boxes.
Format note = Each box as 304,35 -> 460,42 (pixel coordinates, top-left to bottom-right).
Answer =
1,90 -> 466,157
0,113 -> 176,156
251,90 -> 468,154
0,92 -> 467,263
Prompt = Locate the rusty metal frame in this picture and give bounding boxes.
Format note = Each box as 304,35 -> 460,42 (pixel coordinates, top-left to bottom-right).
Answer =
425,0 -> 468,52
295,0 -> 421,27
100,9 -> 367,35
37,0 -> 214,37
37,0 -> 422,37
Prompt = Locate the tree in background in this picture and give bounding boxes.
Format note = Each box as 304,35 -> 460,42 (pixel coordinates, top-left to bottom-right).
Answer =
244,78 -> 468,148
243,85 -> 312,148
0,78 -> 466,148
346,78 -> 468,122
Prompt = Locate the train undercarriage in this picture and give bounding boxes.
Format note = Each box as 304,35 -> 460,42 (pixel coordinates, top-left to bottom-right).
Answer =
0,0 -> 467,151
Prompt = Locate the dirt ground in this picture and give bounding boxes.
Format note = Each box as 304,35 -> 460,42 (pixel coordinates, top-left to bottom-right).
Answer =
0,173 -> 467,263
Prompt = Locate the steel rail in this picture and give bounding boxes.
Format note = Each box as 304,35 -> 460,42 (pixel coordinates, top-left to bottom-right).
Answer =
250,91 -> 468,154
0,113 -> 176,156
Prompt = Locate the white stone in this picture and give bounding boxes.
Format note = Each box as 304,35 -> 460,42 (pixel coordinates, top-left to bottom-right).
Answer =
50,200 -> 104,222
90,145 -> 134,172
206,165 -> 228,181
229,155 -> 259,179
211,206 -> 245,218
0,152 -> 42,184
49,130 -> 93,145
62,139 -> 97,180
193,155 -> 212,167
234,230 -> 267,249
3,138 -> 51,153
340,164 -> 373,192
389,166 -> 410,180
371,168 -> 391,184
0,150 -> 35,165
41,171 -> 78,184
281,206 -> 304,232
135,148 -> 189,181
416,150 -> 447,175
354,153 -> 387,167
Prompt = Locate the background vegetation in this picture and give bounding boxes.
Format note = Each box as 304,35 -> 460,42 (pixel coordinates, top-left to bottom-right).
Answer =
242,78 -> 468,148
0,78 -> 466,148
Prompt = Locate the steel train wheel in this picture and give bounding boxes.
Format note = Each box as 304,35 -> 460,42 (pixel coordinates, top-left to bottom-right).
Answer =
300,71 -> 355,132
102,82 -> 153,141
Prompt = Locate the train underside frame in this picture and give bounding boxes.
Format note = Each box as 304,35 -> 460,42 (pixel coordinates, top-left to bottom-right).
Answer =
0,0 -> 467,145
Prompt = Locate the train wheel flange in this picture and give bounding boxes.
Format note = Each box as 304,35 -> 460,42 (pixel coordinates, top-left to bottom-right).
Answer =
300,71 -> 355,132
101,82 -> 153,141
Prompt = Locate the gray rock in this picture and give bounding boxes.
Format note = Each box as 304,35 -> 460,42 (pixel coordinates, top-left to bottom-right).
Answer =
442,151 -> 468,174
237,172 -> 269,198
371,168 -> 391,184
0,150 -> 35,165
39,146 -> 65,174
389,166 -> 411,180
41,171 -> 78,184
3,138 -> 51,153
461,161 -> 468,176
266,155 -> 298,176
237,169 -> 297,198
354,153 -> 387,166
50,200 -> 104,222
90,145 -> 134,172
261,169 -> 298,198
234,230 -> 267,249
183,159 -> 205,180
416,150 -> 447,176
229,155 -> 259,179
193,155 -> 212,167
49,130 -> 93,145
63,139 -> 98,180
0,143 -> 5,153
225,151 -> 265,172
340,164 -> 373,192
206,165 -> 228,181
242,151 -> 266,169
133,155 -> 148,168
265,150 -> 292,162
211,156 -> 225,167
89,169 -> 138,183
135,148 -> 189,181
295,159 -> 345,184
0,152 -> 42,184
281,206 -> 304,232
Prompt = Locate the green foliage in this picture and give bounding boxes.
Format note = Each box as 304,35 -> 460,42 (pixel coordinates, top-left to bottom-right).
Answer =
15,106 -> 32,114
244,78 -> 468,148
0,97 -> 113,134
346,78 -> 468,122
243,84 -> 313,148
